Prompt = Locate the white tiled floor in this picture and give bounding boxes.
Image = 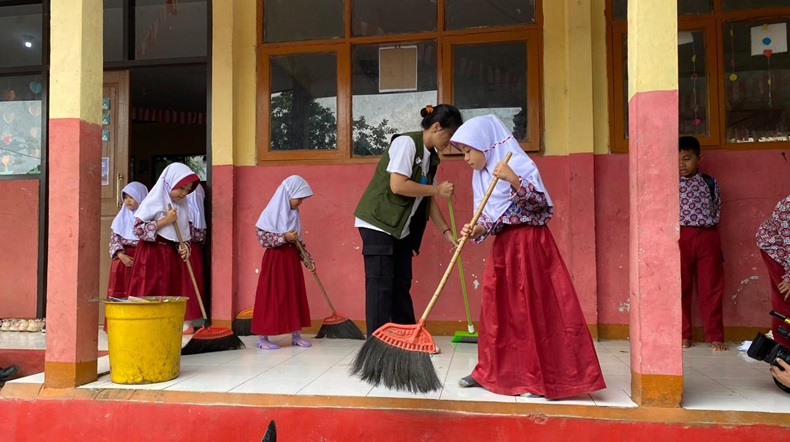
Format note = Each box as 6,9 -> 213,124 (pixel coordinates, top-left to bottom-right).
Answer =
3,331 -> 788,413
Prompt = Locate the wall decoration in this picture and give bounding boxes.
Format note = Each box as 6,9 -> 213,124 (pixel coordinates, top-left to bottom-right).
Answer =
750,23 -> 787,56
379,46 -> 418,93
28,82 -> 42,95
101,157 -> 109,185
0,100 -> 42,174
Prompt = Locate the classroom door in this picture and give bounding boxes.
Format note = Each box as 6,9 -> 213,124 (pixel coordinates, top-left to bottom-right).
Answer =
98,71 -> 130,324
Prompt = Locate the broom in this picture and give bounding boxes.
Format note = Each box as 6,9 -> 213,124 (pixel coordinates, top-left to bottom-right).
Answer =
295,241 -> 365,340
168,204 -> 245,355
231,307 -> 254,336
350,152 -> 511,393
448,197 -> 477,344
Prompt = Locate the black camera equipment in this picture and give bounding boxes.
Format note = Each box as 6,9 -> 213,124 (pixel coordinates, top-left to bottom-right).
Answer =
747,311 -> 790,367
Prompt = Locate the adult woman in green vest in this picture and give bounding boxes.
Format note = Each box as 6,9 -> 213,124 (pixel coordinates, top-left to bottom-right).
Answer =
354,104 -> 463,337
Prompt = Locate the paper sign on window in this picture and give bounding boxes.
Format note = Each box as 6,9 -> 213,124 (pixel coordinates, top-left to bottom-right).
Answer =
379,46 -> 418,93
751,23 -> 787,56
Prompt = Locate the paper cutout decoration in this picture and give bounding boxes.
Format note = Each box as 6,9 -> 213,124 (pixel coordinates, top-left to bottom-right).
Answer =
27,102 -> 41,117
29,127 -> 39,139
101,157 -> 109,185
29,82 -> 42,94
1,133 -> 12,145
751,23 -> 787,56
379,46 -> 418,93
102,112 -> 110,126
3,112 -> 14,124
102,128 -> 110,142
102,98 -> 111,110
3,89 -> 15,101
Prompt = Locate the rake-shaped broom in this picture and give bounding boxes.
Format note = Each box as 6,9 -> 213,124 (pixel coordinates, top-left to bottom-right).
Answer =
295,241 -> 365,340
350,152 -> 511,393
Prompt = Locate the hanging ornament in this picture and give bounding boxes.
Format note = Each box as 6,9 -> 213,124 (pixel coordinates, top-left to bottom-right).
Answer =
29,127 -> 39,139
27,102 -> 41,117
28,82 -> 42,94
3,112 -> 15,124
2,89 -> 15,101
729,27 -> 738,82
1,133 -> 13,146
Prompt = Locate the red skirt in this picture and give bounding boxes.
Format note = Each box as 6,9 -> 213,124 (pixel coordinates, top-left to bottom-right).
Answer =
107,245 -> 136,299
250,245 -> 311,336
471,224 -> 606,399
760,250 -> 790,347
180,242 -> 206,321
128,240 -> 183,300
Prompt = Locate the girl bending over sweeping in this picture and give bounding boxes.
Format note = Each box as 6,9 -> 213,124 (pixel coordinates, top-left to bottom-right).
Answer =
251,175 -> 315,350
454,115 -> 605,399
128,162 -> 200,334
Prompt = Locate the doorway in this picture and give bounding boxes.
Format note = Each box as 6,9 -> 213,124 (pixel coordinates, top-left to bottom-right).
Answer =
98,64 -> 208,327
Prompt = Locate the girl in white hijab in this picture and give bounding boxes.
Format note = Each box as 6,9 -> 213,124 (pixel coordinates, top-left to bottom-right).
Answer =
107,181 -> 148,299
181,183 -> 208,334
128,163 -> 200,331
452,115 -> 605,400
251,175 -> 315,350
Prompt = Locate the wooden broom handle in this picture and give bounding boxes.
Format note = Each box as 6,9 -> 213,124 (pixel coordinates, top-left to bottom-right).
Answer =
168,203 -> 209,320
418,152 -> 512,323
294,240 -> 336,312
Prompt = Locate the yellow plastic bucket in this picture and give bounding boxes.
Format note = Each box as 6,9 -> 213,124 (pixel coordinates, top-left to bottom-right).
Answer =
104,296 -> 187,384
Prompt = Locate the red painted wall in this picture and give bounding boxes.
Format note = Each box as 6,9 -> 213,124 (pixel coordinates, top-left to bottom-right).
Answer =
595,149 -> 790,329
0,398 -> 783,441
0,180 -> 39,318
226,155 -> 589,324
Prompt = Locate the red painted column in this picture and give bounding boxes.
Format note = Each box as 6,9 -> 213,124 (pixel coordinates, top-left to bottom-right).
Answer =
44,0 -> 103,388
627,0 -> 683,406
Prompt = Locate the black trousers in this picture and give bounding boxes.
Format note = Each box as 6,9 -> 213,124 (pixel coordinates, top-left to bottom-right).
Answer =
358,227 -> 416,337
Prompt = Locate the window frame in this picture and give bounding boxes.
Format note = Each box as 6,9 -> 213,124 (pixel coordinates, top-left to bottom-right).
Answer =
607,1 -> 790,153
256,0 -> 542,164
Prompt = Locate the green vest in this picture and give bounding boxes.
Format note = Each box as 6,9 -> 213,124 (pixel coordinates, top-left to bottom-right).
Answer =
354,132 -> 441,252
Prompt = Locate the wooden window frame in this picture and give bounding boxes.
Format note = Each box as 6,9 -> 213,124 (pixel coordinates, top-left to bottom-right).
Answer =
607,1 -> 790,153
256,0 -> 542,164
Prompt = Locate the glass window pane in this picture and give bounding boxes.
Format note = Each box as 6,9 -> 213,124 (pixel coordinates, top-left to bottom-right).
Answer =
353,0 -> 435,36
104,0 -> 124,62
679,31 -> 709,136
613,0 -> 713,19
0,74 -> 43,175
445,0 -> 536,31
0,4 -> 43,68
723,0 -> 790,11
352,42 -> 438,156
612,0 -> 627,20
134,0 -> 207,60
724,19 -> 790,143
264,0 -> 344,43
452,41 -> 528,140
270,53 -> 338,151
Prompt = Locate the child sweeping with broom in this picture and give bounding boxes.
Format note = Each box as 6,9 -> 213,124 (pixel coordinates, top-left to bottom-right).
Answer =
251,175 -> 315,350
107,181 -> 148,299
453,115 -> 605,399
129,162 -> 200,334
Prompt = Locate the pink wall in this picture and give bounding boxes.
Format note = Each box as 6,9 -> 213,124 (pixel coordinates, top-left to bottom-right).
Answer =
0,180 -> 39,318
229,155 -> 591,324
595,149 -> 790,329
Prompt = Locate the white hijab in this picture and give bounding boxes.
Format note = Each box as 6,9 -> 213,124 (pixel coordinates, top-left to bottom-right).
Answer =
187,183 -> 207,230
134,162 -> 199,242
110,182 -> 149,241
255,175 -> 313,238
450,115 -> 552,223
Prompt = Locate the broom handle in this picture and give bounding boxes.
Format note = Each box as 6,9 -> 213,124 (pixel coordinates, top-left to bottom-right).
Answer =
168,203 -> 209,321
448,197 -> 473,329
294,240 -> 337,313
419,152 -> 511,323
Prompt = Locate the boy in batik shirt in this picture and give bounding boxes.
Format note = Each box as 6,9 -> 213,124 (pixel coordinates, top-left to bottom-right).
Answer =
678,136 -> 726,351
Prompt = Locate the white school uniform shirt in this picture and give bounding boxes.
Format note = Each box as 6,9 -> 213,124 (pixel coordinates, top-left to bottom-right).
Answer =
354,135 -> 433,239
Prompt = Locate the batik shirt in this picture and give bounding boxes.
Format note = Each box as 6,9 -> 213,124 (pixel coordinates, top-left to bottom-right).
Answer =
256,228 -> 312,264
109,233 -> 137,258
756,195 -> 790,281
133,219 -> 190,252
190,225 -> 206,246
476,176 -> 553,242
679,173 -> 721,227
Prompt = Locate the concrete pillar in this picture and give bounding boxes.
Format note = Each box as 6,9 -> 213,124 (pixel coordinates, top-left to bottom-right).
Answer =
627,0 -> 682,406
543,0 -> 599,336
210,0 -> 256,326
44,0 -> 103,388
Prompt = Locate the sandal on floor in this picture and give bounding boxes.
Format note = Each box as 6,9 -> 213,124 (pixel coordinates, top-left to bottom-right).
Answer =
291,333 -> 312,348
257,337 -> 280,350
458,375 -> 479,388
